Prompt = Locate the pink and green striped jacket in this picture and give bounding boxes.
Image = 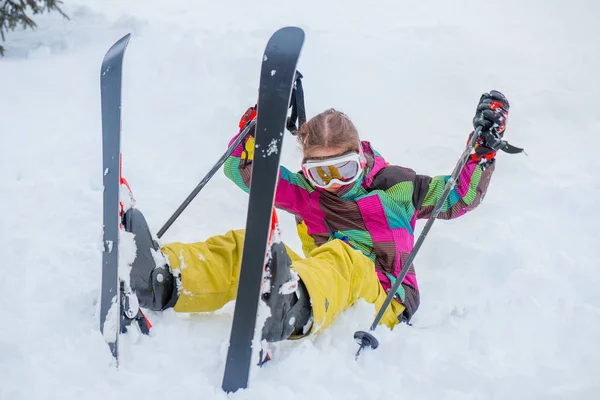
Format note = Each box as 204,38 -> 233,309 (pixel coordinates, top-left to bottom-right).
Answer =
224,132 -> 495,320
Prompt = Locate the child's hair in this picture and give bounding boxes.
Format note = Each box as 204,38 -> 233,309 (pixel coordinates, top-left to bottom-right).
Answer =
297,109 -> 360,155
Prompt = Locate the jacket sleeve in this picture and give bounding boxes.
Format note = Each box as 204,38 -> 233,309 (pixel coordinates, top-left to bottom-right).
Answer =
380,264 -> 421,322
412,158 -> 495,220
223,131 -> 314,214
399,280 -> 420,322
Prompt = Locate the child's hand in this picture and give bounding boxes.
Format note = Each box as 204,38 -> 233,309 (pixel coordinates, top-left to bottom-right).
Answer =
239,105 -> 257,132
472,90 -> 509,140
469,90 -> 510,163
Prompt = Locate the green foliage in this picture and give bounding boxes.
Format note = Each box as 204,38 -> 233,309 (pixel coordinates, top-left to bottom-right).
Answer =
0,0 -> 69,56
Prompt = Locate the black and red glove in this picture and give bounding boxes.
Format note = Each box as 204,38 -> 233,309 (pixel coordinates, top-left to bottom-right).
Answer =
471,90 -> 510,163
239,105 -> 257,132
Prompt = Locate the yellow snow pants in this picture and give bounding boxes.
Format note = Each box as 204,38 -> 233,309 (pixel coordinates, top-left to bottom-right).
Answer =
160,229 -> 405,333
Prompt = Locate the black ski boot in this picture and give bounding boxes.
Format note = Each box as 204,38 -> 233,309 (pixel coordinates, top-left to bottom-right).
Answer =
261,241 -> 312,342
122,208 -> 179,311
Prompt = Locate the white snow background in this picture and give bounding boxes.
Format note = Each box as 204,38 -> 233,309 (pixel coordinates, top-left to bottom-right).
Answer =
1,0 -> 599,399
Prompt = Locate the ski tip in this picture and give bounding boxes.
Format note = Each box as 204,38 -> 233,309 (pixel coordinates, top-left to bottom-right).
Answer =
276,26 -> 304,34
102,33 -> 132,61
274,26 -> 305,40
109,33 -> 132,50
117,33 -> 132,44
113,33 -> 132,51
265,26 -> 305,47
263,26 -> 305,63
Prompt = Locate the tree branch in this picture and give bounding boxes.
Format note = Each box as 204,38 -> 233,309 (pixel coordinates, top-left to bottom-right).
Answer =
0,0 -> 69,55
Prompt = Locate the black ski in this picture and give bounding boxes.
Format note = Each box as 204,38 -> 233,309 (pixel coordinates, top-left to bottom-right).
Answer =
222,26 -> 305,393
99,34 -> 131,363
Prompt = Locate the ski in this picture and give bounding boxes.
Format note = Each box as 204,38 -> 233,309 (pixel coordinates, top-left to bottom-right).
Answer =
99,34 -> 131,363
222,26 -> 305,393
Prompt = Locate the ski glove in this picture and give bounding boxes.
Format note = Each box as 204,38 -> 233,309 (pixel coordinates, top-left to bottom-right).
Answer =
473,90 -> 509,135
471,90 -> 510,163
239,105 -> 257,133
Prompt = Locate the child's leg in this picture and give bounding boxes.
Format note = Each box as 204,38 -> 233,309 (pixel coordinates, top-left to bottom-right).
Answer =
162,230 -> 312,341
160,229 -> 246,313
126,213 -> 400,335
292,239 -> 405,333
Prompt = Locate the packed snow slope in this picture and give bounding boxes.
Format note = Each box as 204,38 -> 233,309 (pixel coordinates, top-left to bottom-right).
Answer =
1,1 -> 599,399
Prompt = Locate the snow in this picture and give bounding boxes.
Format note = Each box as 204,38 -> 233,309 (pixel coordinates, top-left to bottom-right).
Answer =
102,295 -> 119,343
266,139 -> 279,156
1,0 -> 599,399
120,183 -> 135,213
118,230 -> 136,288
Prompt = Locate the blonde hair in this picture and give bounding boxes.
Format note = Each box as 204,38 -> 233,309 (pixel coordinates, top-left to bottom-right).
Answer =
297,109 -> 360,156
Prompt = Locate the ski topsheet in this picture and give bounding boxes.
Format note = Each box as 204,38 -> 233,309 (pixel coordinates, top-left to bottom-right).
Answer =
221,26 -> 305,393
99,34 -> 131,363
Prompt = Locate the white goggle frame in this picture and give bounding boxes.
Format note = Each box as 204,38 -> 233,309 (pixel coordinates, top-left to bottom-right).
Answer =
301,151 -> 365,189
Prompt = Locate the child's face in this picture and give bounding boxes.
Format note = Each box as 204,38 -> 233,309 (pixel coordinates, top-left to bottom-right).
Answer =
303,146 -> 350,193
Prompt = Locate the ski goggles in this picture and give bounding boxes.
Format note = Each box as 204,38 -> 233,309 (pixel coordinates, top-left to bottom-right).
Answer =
301,152 -> 365,189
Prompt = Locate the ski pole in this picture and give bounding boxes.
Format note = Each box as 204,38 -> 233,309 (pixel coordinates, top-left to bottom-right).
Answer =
156,119 -> 256,238
354,125 -> 484,359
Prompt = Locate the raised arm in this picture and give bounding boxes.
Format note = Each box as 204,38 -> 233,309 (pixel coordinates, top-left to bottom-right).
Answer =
414,90 -> 511,220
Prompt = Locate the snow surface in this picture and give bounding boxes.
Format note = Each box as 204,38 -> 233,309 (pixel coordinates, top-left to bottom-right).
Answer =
1,0 -> 599,399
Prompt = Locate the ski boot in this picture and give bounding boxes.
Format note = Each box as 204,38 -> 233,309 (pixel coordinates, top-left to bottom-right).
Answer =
261,241 -> 312,343
122,207 -> 179,312
118,176 -> 178,334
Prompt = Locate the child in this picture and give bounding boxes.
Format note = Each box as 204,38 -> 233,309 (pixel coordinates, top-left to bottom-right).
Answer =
124,90 -> 510,342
